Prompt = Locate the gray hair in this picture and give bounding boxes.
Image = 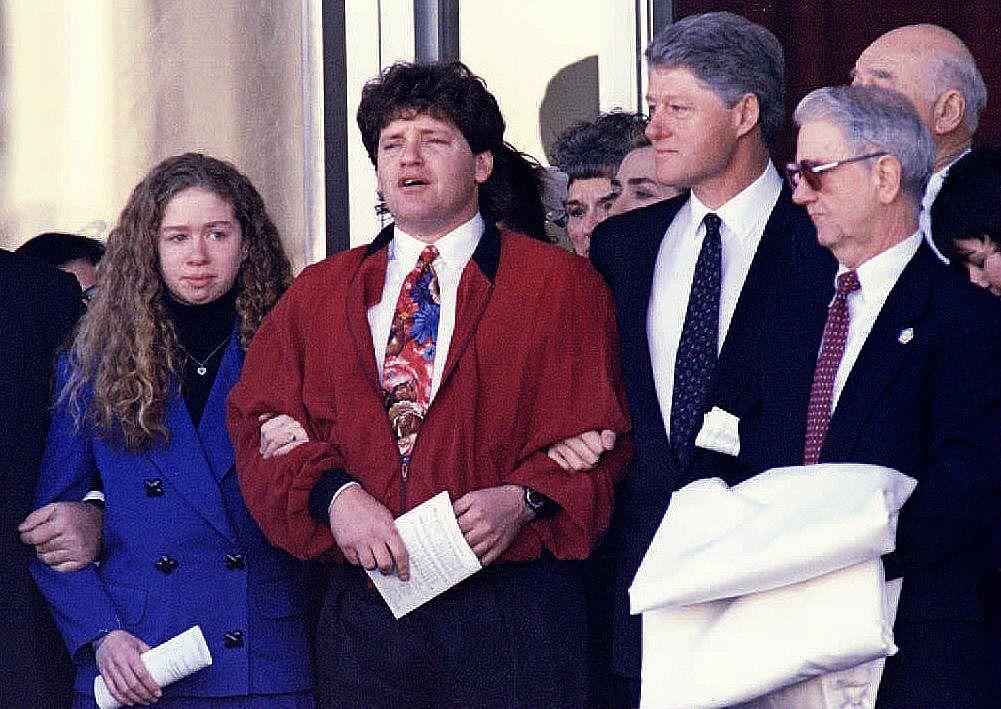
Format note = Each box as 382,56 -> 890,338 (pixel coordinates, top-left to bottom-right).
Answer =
927,50 -> 987,134
646,11 -> 784,146
794,85 -> 934,203
552,111 -> 650,183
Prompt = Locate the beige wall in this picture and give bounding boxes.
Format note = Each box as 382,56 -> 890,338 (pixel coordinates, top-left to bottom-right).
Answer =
0,0 -> 320,272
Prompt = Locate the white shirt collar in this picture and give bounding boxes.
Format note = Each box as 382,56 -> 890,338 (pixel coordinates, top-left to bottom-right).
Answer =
924,148 -> 973,209
688,162 -> 783,241
837,231 -> 923,307
390,212 -> 483,271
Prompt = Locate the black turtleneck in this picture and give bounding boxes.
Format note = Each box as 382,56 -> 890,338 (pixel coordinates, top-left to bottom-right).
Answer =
164,288 -> 238,426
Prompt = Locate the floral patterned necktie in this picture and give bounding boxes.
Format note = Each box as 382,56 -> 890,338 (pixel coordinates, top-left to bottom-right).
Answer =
802,269 -> 861,464
382,245 -> 441,459
670,212 -> 722,467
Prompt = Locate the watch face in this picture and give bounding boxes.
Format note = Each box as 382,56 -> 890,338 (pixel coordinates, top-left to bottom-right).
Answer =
525,487 -> 544,510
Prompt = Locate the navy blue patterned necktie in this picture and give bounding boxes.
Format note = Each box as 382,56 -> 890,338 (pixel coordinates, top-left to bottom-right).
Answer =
670,212 -> 722,465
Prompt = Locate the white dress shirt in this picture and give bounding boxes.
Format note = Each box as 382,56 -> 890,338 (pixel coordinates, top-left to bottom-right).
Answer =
368,212 -> 482,403
829,231 -> 923,411
648,163 -> 782,438
920,148 -> 970,264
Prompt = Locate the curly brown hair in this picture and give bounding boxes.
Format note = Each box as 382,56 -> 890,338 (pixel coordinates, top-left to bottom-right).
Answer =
64,153 -> 292,451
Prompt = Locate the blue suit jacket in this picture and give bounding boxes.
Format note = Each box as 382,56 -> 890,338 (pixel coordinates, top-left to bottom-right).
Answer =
31,330 -> 312,699
588,184 -> 835,678
732,243 -> 1001,705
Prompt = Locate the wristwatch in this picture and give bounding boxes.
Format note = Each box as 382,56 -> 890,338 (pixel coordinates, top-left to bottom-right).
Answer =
523,486 -> 558,519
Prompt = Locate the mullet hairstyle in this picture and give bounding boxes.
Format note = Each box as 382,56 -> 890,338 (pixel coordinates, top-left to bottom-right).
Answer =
63,153 -> 292,452
357,60 -> 527,225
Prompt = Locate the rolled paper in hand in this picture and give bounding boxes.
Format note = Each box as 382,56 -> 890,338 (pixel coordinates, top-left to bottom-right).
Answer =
94,625 -> 212,708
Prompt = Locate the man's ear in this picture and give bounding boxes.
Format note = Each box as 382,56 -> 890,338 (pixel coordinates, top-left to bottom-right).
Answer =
873,154 -> 903,204
933,89 -> 966,136
475,150 -> 494,184
732,93 -> 761,139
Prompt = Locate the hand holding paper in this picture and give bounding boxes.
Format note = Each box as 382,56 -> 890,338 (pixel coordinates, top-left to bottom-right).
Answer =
366,491 -> 482,618
94,625 -> 212,709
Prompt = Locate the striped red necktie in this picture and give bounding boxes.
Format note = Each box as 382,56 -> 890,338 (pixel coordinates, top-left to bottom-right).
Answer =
802,269 -> 860,464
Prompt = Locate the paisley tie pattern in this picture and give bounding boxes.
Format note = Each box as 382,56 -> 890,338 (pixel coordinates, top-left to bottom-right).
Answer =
382,245 -> 440,459
802,269 -> 861,464
670,213 -> 722,466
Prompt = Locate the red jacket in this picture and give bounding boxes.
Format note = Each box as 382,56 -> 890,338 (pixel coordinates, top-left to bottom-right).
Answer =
228,224 -> 631,562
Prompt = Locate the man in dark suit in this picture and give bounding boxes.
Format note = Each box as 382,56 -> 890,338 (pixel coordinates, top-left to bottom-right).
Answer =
549,12 -> 834,705
1,249 -> 82,706
735,84 -> 1000,705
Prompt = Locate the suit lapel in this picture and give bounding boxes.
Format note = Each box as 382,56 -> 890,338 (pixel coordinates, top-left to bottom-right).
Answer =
821,245 -> 934,461
435,223 -> 499,390
195,330 -> 242,482
345,226 -> 392,396
624,198 -> 687,469
146,382 -> 237,544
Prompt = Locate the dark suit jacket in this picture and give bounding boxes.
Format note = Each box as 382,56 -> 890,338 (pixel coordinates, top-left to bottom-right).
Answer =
0,249 -> 82,707
734,242 -> 1001,706
588,183 -> 834,678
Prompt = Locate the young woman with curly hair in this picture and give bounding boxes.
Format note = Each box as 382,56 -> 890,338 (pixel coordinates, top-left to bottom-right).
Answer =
30,153 -> 314,707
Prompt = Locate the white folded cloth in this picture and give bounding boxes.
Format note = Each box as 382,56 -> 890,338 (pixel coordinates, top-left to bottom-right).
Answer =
631,464 -> 916,708
630,464 -> 916,612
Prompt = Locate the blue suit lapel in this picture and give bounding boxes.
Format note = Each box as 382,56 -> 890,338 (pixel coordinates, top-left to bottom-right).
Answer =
822,244 -> 934,461
145,330 -> 241,543
197,330 -> 242,482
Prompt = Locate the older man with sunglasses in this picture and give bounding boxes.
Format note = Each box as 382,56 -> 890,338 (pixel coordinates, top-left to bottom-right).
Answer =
727,84 -> 1001,706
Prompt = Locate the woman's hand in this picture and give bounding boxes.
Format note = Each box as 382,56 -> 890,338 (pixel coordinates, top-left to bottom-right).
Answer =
258,413 -> 309,459
94,630 -> 161,705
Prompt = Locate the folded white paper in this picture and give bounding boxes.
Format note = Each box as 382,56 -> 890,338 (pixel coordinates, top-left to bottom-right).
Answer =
630,464 -> 916,613
367,491 -> 482,619
695,406 -> 741,457
94,625 -> 212,709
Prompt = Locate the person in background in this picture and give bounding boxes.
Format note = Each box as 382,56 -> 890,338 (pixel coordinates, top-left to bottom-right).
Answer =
489,142 -> 551,242
931,145 -> 1001,296
608,145 -> 679,217
552,111 -> 649,256
16,231 -> 105,298
1,249 -> 82,706
852,23 -> 987,257
930,144 -> 1001,647
31,153 -> 314,708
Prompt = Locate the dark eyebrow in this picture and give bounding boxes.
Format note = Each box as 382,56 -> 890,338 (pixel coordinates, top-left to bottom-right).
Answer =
626,178 -> 659,187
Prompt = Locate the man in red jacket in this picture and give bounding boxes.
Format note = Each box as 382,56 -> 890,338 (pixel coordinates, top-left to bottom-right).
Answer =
228,61 -> 630,708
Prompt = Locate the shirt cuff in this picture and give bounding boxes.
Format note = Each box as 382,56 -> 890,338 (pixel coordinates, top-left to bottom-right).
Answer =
82,489 -> 106,507
308,468 -> 358,525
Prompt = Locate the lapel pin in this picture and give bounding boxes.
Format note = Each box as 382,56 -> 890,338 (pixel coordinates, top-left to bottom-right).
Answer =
897,327 -> 914,344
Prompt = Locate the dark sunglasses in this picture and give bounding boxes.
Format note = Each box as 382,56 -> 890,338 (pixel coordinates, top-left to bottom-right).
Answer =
784,152 -> 889,191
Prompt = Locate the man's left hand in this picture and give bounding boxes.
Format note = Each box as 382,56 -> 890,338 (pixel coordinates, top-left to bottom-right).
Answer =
453,485 -> 534,566
19,501 -> 103,572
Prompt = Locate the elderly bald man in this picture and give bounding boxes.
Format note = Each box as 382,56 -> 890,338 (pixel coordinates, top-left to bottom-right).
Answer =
852,24 -> 987,258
